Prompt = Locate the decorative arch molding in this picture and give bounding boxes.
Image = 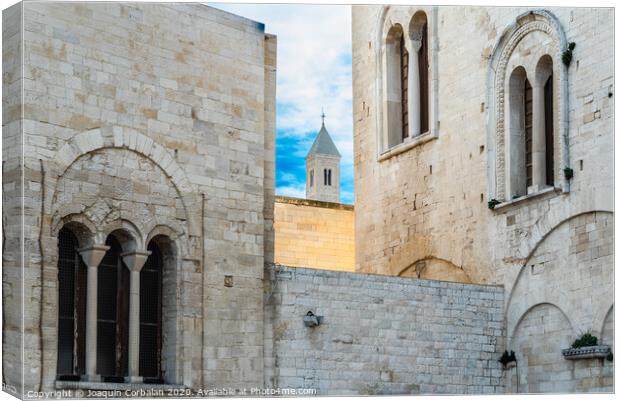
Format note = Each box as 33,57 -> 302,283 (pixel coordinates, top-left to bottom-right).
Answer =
509,302 -> 574,347
51,213 -> 97,248
486,9 -> 569,200
597,304 -> 614,340
505,211 -> 614,347
374,5 -> 439,157
45,127 -> 200,237
103,220 -> 144,253
397,256 -> 472,283
508,210 -> 613,284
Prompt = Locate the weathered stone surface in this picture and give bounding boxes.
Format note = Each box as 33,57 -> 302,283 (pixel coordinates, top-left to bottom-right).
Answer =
352,5 -> 613,394
274,196 -> 354,272
264,265 -> 505,395
3,1 -> 275,395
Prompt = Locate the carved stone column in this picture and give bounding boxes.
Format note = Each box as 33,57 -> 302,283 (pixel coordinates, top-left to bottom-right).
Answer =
121,250 -> 151,383
531,82 -> 546,192
407,37 -> 422,138
78,244 -> 110,382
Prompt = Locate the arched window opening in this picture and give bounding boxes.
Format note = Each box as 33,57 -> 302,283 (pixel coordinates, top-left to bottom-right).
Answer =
506,66 -> 528,198
418,20 -> 429,134
544,74 -> 554,186
310,170 -> 314,187
323,169 -> 327,186
400,34 -> 409,140
97,235 -> 129,381
140,240 -> 163,382
57,227 -> 87,380
384,24 -> 406,148
328,169 -> 332,186
525,78 -> 533,188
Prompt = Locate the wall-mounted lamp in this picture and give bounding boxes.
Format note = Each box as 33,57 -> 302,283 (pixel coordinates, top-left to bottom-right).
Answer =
303,311 -> 323,327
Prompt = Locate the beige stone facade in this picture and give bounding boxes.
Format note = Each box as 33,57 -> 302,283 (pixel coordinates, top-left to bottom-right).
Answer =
352,5 -> 613,393
274,196 -> 354,272
3,1 -> 275,395
2,2 -> 614,397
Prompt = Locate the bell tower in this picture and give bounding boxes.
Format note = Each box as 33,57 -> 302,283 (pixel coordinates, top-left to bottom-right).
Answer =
306,112 -> 341,203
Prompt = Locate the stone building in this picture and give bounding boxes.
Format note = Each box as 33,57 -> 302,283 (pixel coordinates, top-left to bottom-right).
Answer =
305,117 -> 341,203
273,119 -> 355,272
352,5 -> 613,393
3,1 -> 276,394
1,2 -> 613,398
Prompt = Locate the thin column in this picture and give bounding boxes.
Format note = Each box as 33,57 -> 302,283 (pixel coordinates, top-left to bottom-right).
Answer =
407,38 -> 422,138
78,244 -> 110,382
532,82 -> 546,191
121,250 -> 151,383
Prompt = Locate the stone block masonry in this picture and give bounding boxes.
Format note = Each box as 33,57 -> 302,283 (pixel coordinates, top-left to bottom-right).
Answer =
3,2 -> 275,395
264,265 -> 505,395
274,196 -> 354,272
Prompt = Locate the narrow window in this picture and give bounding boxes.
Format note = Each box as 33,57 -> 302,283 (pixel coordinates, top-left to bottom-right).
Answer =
400,34 -> 409,140
323,169 -> 327,185
328,169 -> 332,186
310,170 -> 314,187
97,236 -> 129,381
419,21 -> 429,134
524,78 -> 533,188
140,241 -> 163,382
544,75 -> 554,186
57,227 -> 87,380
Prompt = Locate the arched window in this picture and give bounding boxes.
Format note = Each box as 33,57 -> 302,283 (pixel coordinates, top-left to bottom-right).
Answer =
377,7 -> 438,157
384,24 -> 406,148
414,13 -> 429,135
328,169 -> 332,186
525,78 -> 533,188
544,75 -> 554,186
400,33 -> 409,140
506,66 -> 529,198
487,10 -> 568,201
140,240 -> 163,382
57,227 -> 87,380
97,235 -> 129,381
310,170 -> 314,187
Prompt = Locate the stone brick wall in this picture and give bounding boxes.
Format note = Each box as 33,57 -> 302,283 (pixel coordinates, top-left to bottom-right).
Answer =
264,265 -> 505,395
3,2 -> 275,394
352,6 -> 613,393
2,3 -> 25,397
274,196 -> 354,271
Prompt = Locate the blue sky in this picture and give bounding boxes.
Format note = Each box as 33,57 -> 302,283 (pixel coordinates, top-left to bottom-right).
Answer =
210,4 -> 354,204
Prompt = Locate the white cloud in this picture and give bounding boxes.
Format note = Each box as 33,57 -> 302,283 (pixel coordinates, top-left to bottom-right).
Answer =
276,184 -> 306,199
210,3 -> 353,168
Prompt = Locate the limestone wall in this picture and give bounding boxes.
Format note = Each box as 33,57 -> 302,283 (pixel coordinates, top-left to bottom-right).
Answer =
274,196 -> 354,272
264,265 -> 505,395
3,2 -> 275,393
2,3 -> 25,397
351,6 -> 614,394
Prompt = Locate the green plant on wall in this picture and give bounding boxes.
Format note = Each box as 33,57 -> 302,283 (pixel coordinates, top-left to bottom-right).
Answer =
563,167 -> 574,180
562,42 -> 576,66
499,350 -> 517,367
488,199 -> 501,210
571,332 -> 598,348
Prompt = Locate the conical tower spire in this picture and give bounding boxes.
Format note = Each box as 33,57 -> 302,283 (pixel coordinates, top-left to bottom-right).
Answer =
306,111 -> 341,203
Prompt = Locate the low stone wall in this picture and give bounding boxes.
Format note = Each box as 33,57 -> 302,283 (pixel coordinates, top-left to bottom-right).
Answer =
264,265 -> 505,395
274,196 -> 355,272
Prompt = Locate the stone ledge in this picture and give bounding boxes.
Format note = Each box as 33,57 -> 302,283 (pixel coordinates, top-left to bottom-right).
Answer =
275,195 -> 354,210
491,186 -> 562,211
378,131 -> 437,162
55,381 -> 185,391
562,345 -> 611,360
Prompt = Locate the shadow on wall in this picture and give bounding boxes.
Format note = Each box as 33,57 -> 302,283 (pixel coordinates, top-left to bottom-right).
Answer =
505,211 -> 614,393
398,257 -> 472,283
